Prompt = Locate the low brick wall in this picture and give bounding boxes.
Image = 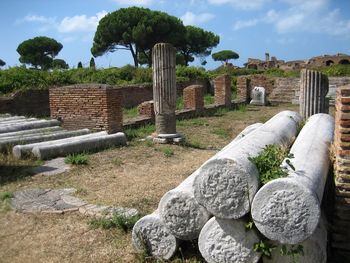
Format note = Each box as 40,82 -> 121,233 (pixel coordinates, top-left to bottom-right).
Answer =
214,74 -> 231,107
183,85 -> 204,111
49,84 -> 123,133
332,84 -> 350,261
0,89 -> 49,117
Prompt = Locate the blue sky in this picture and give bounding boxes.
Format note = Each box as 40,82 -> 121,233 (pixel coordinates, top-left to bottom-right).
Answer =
0,0 -> 350,69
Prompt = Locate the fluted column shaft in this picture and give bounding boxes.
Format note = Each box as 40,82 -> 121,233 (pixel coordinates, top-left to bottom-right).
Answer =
152,43 -> 177,134
300,69 -> 329,119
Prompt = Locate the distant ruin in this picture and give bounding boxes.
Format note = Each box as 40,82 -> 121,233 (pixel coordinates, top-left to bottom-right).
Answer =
245,53 -> 350,71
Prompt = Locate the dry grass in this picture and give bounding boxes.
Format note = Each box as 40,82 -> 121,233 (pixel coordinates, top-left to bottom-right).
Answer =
0,104 -> 300,263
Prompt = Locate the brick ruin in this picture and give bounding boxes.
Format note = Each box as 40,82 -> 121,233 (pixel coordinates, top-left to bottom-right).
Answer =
244,53 -> 350,71
49,84 -> 123,133
214,74 -> 231,107
183,85 -> 204,112
332,84 -> 350,260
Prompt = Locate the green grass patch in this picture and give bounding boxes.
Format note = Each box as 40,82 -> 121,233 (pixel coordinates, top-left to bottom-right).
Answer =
0,191 -> 13,201
123,107 -> 138,119
89,214 -> 141,232
64,153 -> 89,165
124,124 -> 155,141
249,144 -> 294,184
204,94 -> 215,105
176,97 -> 184,110
214,107 -> 230,116
238,104 -> 247,112
162,147 -> 174,158
177,118 -> 208,127
212,128 -> 230,139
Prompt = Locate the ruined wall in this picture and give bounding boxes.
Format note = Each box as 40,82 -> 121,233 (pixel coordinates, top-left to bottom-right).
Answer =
0,89 -> 49,117
50,84 -> 123,133
237,76 -> 350,104
332,84 -> 350,261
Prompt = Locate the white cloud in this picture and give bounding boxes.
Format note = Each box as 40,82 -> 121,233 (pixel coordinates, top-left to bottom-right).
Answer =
207,0 -> 271,10
181,11 -> 215,25
58,11 -> 108,33
23,15 -> 56,24
233,19 -> 259,30
232,0 -> 350,36
112,0 -> 154,6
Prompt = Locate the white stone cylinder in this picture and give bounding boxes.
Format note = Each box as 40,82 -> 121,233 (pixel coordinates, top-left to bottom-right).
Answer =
132,212 -> 178,260
32,132 -> 126,160
0,126 -> 63,139
0,129 -> 90,151
198,217 -> 261,263
158,123 -> 263,240
0,118 -> 37,125
12,131 -> 108,159
251,113 -> 334,244
193,111 -> 301,219
0,119 -> 61,134
263,217 -> 327,263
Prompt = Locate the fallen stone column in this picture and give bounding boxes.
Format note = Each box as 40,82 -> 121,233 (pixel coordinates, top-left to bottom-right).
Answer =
32,132 -> 127,160
0,126 -> 63,139
263,217 -> 327,263
0,119 -> 61,134
193,111 -> 302,219
0,118 -> 37,125
0,116 -> 27,123
13,131 -> 108,159
0,129 -> 90,151
198,217 -> 261,263
158,123 -> 263,240
132,212 -> 179,260
251,113 -> 334,244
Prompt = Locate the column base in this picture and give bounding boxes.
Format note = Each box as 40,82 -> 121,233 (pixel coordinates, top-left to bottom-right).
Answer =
148,133 -> 185,144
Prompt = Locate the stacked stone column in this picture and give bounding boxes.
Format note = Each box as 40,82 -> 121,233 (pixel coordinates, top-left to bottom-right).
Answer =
299,69 -> 329,119
332,84 -> 350,261
152,43 -> 182,143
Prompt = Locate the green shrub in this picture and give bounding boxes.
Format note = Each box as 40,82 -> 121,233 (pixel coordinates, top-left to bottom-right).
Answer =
176,65 -> 209,82
65,153 -> 89,165
249,145 -> 293,184
204,94 -> 215,105
176,97 -> 184,110
319,64 -> 350,76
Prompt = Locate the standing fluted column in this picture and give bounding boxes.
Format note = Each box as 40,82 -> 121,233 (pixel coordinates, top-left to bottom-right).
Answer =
299,69 -> 329,119
152,43 -> 177,135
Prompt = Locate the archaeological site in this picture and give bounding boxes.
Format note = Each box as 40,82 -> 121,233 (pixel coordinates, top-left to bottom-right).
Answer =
1,2 -> 350,263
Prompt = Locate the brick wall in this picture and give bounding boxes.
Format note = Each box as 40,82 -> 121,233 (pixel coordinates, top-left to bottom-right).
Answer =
214,74 -> 231,107
183,85 -> 204,111
332,84 -> 350,261
49,84 -> 123,133
0,89 -> 49,117
138,100 -> 154,119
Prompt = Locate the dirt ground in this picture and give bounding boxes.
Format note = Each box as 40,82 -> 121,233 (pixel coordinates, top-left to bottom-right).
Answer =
0,104 -> 299,263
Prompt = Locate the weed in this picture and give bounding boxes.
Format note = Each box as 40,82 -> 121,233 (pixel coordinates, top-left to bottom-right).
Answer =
145,139 -> 153,147
75,188 -> 88,196
204,94 -> 215,105
176,97 -> 184,110
254,240 -> 276,259
162,147 -> 174,158
0,191 -> 13,212
249,145 -> 293,184
177,118 -> 208,127
280,244 -> 304,263
89,214 -> 141,232
64,153 -> 89,165
123,107 -> 138,119
238,104 -> 247,112
112,158 -> 124,166
124,124 -> 155,141
214,107 -> 229,116
0,191 -> 13,201
212,128 -> 230,139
